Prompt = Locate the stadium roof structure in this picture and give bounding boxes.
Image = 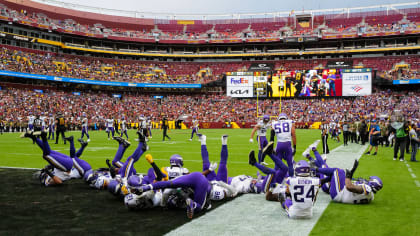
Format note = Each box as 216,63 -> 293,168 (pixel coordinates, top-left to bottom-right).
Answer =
31,0 -> 420,20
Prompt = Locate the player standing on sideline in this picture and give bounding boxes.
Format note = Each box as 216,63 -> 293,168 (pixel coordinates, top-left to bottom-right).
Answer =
189,116 -> 199,141
114,117 -> 120,135
27,112 -> 35,131
0,117 -> 4,135
162,116 -> 171,141
138,116 -> 148,138
105,117 -> 115,140
147,117 -> 153,139
320,120 -> 329,155
55,113 -> 66,144
266,160 -> 320,219
250,115 -> 271,164
342,120 -> 350,146
80,112 -> 90,142
48,114 -> 55,140
120,116 -> 129,140
365,119 -> 380,155
265,113 -> 296,176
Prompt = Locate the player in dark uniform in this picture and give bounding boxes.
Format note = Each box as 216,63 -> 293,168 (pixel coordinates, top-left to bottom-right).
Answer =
162,117 -> 171,141
55,113 -> 67,144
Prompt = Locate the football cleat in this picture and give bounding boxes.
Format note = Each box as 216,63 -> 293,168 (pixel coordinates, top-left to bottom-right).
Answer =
186,198 -> 195,219
145,154 -> 154,164
113,136 -> 124,144
78,138 -> 88,147
262,141 -> 274,156
136,130 -> 146,143
122,139 -> 131,148
64,136 -> 74,142
221,134 -> 228,145
302,147 -> 311,158
106,159 -> 117,178
198,134 -> 206,143
248,150 -> 256,166
20,131 -> 34,138
309,140 -> 321,151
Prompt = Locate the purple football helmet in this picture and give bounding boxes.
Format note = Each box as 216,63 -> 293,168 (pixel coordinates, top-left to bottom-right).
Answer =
295,160 -> 311,177
278,113 -> 288,120
170,154 -> 184,167
107,179 -> 122,196
83,169 -> 97,184
127,175 -> 143,187
368,176 -> 383,193
263,115 -> 270,122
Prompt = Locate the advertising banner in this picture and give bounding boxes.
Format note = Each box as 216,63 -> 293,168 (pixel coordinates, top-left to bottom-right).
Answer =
342,69 -> 372,96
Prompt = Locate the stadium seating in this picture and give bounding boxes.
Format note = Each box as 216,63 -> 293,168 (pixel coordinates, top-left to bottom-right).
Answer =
0,3 -> 418,42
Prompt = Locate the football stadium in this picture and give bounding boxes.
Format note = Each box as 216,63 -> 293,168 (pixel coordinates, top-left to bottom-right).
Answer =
0,0 -> 419,235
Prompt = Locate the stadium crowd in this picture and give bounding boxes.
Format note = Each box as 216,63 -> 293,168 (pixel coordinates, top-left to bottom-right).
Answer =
2,46 -> 419,85
1,4 -> 419,41
0,86 -> 418,131
0,47 -> 228,84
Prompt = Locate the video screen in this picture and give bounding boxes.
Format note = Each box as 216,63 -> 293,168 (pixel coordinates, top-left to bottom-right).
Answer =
227,69 -> 372,98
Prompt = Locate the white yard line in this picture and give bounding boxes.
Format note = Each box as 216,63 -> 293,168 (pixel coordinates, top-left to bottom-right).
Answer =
0,166 -> 40,170
404,162 -> 419,189
166,143 -> 367,236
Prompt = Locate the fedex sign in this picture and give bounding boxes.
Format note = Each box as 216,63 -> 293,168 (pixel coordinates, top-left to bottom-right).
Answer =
227,76 -> 253,87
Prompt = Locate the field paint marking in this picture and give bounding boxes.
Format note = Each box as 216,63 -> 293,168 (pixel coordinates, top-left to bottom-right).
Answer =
403,161 -> 419,188
166,143 -> 367,236
0,166 -> 39,170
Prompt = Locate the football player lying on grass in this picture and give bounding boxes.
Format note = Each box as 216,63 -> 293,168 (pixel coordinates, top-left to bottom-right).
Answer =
21,131 -> 91,186
305,141 -> 383,204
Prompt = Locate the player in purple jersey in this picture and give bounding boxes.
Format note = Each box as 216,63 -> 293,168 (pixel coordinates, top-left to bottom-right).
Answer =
301,140 -> 330,193
47,114 -> 55,140
266,160 -> 320,219
250,115 -> 271,164
248,149 -> 289,194
263,113 -> 297,176
80,113 -> 90,142
120,117 -> 129,140
307,143 -> 383,204
199,133 -> 261,196
64,136 -> 91,177
189,117 -> 199,141
22,130 -> 91,186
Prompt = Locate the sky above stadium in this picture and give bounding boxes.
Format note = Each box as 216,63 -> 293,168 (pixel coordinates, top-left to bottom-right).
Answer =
53,0 -> 413,15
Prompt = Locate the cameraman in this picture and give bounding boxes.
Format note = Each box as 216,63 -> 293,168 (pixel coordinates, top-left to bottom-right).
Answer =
394,121 -> 410,161
365,119 -> 381,155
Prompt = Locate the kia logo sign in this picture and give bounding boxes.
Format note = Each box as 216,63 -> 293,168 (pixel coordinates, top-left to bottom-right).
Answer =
230,89 -> 249,95
258,64 -> 267,67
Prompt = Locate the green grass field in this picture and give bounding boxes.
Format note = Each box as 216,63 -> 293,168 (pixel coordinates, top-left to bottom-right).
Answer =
0,128 -> 419,235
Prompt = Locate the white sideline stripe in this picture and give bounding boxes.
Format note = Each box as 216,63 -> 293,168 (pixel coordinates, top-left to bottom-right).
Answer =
415,180 -> 420,188
166,143 -> 367,236
411,173 -> 417,179
408,168 -> 413,173
0,166 -> 39,170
